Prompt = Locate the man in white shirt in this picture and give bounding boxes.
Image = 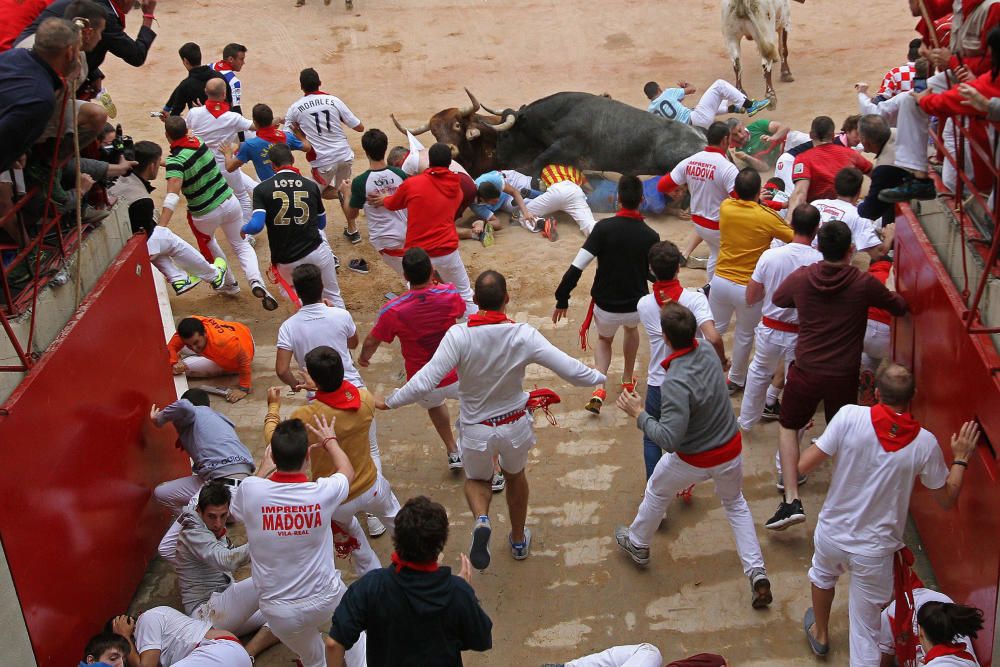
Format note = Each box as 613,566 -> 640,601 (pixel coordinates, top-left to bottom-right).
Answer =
877,588 -> 979,666
377,270 -> 605,569
230,415 -> 366,667
637,240 -> 724,479
797,364 -> 979,664
185,78 -> 258,224
133,605 -> 252,666
810,167 -> 888,261
285,67 -> 365,242
738,204 -> 822,435
657,122 -> 740,283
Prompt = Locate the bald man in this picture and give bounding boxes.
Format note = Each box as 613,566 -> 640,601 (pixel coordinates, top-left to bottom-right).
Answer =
186,77 -> 259,224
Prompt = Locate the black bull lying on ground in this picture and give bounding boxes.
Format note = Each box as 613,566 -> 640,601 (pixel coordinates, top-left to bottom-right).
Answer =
487,91 -> 707,176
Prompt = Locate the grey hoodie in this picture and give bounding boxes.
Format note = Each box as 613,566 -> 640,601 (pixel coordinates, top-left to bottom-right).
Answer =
175,505 -> 250,614
154,399 -> 255,479
638,343 -> 738,456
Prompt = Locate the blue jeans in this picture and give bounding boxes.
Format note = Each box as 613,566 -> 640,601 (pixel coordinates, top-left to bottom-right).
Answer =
470,192 -> 512,221
643,384 -> 663,479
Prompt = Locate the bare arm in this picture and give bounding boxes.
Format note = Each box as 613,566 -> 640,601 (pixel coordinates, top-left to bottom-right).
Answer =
139,650 -> 161,667
275,348 -> 299,391
927,421 -> 979,510
798,442 -> 830,475
745,278 -> 765,306
358,334 -> 381,368
504,182 -> 533,219
325,637 -> 347,667
158,178 -> 183,227
787,178 -> 809,213
347,332 -> 359,350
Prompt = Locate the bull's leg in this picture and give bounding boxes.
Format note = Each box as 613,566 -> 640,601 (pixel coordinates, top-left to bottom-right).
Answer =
779,27 -> 794,82
733,57 -> 745,95
763,63 -> 777,110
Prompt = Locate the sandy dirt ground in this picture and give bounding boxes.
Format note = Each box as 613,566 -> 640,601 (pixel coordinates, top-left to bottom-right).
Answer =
107,1 -> 918,664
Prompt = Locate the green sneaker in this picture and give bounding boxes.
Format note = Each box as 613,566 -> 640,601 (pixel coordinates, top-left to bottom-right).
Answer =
210,257 -> 228,290
171,276 -> 200,295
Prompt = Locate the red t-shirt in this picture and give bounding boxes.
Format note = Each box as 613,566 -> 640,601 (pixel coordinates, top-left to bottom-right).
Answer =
792,143 -> 872,202
382,167 -> 461,257
370,284 -> 466,387
0,0 -> 50,52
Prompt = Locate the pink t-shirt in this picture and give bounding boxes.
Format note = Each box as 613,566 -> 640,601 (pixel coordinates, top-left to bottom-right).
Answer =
371,284 -> 465,387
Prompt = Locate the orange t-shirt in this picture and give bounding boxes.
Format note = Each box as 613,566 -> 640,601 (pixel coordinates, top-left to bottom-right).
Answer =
167,316 -> 255,388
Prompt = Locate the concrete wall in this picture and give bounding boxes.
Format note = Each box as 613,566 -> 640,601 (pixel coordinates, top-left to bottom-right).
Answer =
0,203 -> 132,405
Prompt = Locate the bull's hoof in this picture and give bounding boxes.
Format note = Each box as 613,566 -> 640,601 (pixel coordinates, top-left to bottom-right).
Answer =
781,72 -> 795,83
767,95 -> 777,111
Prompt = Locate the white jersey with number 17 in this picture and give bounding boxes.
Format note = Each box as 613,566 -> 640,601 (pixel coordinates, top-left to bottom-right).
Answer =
285,93 -> 361,168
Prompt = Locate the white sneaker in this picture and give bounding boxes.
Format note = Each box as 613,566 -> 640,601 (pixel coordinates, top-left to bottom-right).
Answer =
366,513 -> 386,537
250,279 -> 278,311
447,452 -> 463,470
491,471 -> 505,492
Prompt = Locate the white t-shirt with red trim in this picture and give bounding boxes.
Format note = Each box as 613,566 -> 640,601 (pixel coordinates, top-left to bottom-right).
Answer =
667,148 -> 738,226
230,472 -> 350,603
285,93 -> 361,168
878,588 -> 978,664
185,107 -> 253,153
751,242 -> 822,323
638,290 -> 713,387
811,198 -> 882,251
815,405 -> 948,557
134,606 -> 210,666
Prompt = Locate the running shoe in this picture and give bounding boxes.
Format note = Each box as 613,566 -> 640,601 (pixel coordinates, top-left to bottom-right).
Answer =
510,527 -> 532,561
98,90 -> 117,119
542,217 -> 558,241
334,254 -> 341,270
217,280 -> 241,296
366,513 -> 386,537
469,515 -> 492,570
614,525 -> 650,566
245,234 -> 256,248
750,568 -> 773,609
250,279 -> 279,311
620,376 -> 637,394
210,257 -> 228,290
764,498 -> 806,530
479,222 -> 495,248
348,258 -> 369,274
585,388 -> 606,414
171,276 -> 200,295
761,400 -> 780,421
491,470 -> 505,492
687,256 -> 709,269
727,379 -> 744,395
746,98 -> 771,117
344,228 -> 362,245
447,452 -> 463,470
878,178 -> 936,203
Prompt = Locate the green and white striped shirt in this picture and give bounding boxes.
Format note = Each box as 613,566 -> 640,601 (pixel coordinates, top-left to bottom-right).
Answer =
166,137 -> 233,216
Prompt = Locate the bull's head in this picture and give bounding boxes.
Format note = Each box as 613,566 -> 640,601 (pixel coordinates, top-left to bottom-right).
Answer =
391,88 -> 487,153
468,90 -> 517,132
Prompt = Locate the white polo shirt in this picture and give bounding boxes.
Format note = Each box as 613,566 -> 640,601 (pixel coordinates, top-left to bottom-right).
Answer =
134,606 -> 211,665
276,303 -> 363,388
637,290 -> 713,387
185,107 -> 253,154
285,93 -> 361,168
751,242 -> 822,323
666,147 -> 738,227
878,589 -> 978,665
811,198 -> 882,250
231,473 -> 350,603
815,405 -> 949,557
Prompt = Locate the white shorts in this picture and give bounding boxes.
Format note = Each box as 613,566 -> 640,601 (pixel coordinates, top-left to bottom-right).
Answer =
172,638 -> 252,666
593,306 -> 640,338
458,412 -> 536,479
416,382 -> 460,409
316,161 -> 353,190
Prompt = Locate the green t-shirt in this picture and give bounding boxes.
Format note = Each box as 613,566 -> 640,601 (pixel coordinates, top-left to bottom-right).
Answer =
742,119 -> 782,167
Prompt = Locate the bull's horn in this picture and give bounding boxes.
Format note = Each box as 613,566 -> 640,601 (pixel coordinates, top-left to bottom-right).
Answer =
390,113 -> 430,136
459,88 -> 481,117
483,113 -> 516,131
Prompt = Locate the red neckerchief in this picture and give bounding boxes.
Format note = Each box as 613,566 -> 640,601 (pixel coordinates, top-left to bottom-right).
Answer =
391,551 -> 439,573
170,135 -> 201,150
205,100 -> 230,118
467,310 -> 513,327
617,208 -> 644,220
213,60 -> 233,72
270,471 -> 308,483
925,643 -> 978,663
314,381 -> 362,411
871,403 -> 921,452
109,0 -> 128,28
652,279 -> 683,306
890,547 -> 924,664
704,146 -> 727,155
275,165 -> 302,175
660,340 -> 699,371
256,125 -> 287,144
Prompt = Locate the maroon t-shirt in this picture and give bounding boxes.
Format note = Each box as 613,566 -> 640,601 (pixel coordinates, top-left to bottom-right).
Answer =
773,262 -> 907,377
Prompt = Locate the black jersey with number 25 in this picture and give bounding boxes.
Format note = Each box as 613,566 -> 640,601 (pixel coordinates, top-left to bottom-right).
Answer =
252,171 -> 325,264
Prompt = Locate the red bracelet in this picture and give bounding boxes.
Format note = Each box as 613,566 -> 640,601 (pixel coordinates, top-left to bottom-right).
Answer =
143,13 -> 155,19
323,436 -> 338,445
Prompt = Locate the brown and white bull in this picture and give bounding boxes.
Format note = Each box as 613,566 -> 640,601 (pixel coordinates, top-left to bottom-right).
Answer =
721,0 -> 804,109
390,89 -> 509,177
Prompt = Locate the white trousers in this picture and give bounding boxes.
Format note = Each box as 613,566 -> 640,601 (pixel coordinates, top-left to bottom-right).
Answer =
738,325 -> 797,431
215,153 -> 257,224
526,180 -> 597,235
565,643 -> 663,667
191,195 -> 263,285
774,152 -> 795,197
862,320 -> 890,373
172,638 -> 252,666
808,529 -> 893,667
259,585 -> 366,667
148,226 -> 218,284
192,577 -> 266,636
154,474 -> 204,514
430,249 -> 477,316
708,276 -> 762,385
332,474 -> 401,576
694,225 -> 721,282
628,453 -> 764,576
275,240 -> 345,308
458,413 -> 536,480
377,250 -> 406,281
690,79 -> 747,128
